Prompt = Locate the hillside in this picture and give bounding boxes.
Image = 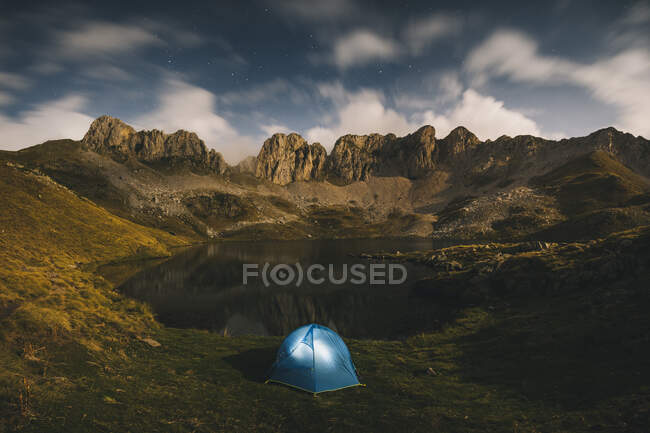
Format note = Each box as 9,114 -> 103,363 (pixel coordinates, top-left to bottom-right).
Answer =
432,151 -> 650,240
0,161 -> 190,425
0,160 -> 189,340
5,118 -> 648,243
3,136 -> 436,240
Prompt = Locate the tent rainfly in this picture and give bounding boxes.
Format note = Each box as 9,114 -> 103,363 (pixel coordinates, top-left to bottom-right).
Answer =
266,324 -> 363,394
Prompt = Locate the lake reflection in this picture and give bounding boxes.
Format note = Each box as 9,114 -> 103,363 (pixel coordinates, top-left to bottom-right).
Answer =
119,239 -> 456,339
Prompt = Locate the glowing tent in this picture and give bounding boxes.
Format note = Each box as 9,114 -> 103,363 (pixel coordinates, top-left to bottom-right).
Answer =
266,324 -> 362,394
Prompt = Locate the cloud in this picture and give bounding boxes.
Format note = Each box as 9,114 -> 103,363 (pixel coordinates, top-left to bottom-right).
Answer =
466,29 -> 650,137
466,30 -> 574,85
608,10 -> 649,50
306,83 -> 418,148
0,72 -> 31,90
305,80 -> 549,148
217,78 -> 308,106
393,94 -> 433,111
83,65 -> 133,81
28,62 -> 64,75
576,49 -> 650,136
56,21 -> 162,58
169,28 -> 203,47
617,1 -> 650,28
418,89 -> 543,139
0,95 -> 94,150
326,12 -> 462,69
403,14 -> 461,55
332,30 -> 400,69
134,78 -> 257,163
260,123 -> 291,137
0,91 -> 14,106
437,71 -> 463,104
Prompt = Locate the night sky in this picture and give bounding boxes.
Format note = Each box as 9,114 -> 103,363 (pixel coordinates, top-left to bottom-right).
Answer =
0,0 -> 648,162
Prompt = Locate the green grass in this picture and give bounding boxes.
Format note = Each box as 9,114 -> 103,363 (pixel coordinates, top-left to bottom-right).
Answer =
0,162 -> 191,429
10,285 -> 649,432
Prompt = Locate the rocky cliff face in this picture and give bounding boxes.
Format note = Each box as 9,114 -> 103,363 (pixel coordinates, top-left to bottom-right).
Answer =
255,133 -> 327,185
325,133 -> 389,183
82,115 -> 650,188
437,126 -> 480,163
325,126 -> 439,183
82,115 -> 227,174
382,125 -> 438,177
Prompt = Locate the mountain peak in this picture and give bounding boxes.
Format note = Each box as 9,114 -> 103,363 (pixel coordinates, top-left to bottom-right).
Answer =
91,114 -> 129,127
588,126 -> 624,138
82,115 -> 227,174
413,125 -> 436,137
446,126 -> 474,137
83,115 -> 136,152
255,132 -> 327,185
437,126 -> 480,162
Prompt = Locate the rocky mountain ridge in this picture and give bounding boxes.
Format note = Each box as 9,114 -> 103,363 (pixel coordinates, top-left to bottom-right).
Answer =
79,115 -> 650,189
5,115 -> 649,242
82,115 -> 228,173
254,124 -> 650,187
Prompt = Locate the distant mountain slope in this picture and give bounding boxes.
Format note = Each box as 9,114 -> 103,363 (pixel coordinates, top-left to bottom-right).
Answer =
1,139 -> 433,240
532,150 -> 649,216
432,151 -> 650,240
2,116 -> 649,242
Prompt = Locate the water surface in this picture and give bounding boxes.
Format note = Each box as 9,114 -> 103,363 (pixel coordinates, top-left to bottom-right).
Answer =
120,239 -> 457,338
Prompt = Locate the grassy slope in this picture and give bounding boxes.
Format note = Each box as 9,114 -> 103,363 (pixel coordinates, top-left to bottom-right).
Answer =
432,151 -> 650,242
529,151 -> 650,241
532,150 -> 649,215
3,140 -> 205,240
0,162 -> 190,427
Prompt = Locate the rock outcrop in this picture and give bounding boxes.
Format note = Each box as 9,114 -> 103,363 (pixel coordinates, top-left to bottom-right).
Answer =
82,115 -> 227,174
437,126 -> 480,163
325,133 -> 389,183
383,125 -> 438,177
83,116 -> 650,187
326,125 -> 438,183
255,133 -> 327,185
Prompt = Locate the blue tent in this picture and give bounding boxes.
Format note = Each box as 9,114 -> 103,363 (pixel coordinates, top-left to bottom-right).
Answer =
266,324 -> 363,394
